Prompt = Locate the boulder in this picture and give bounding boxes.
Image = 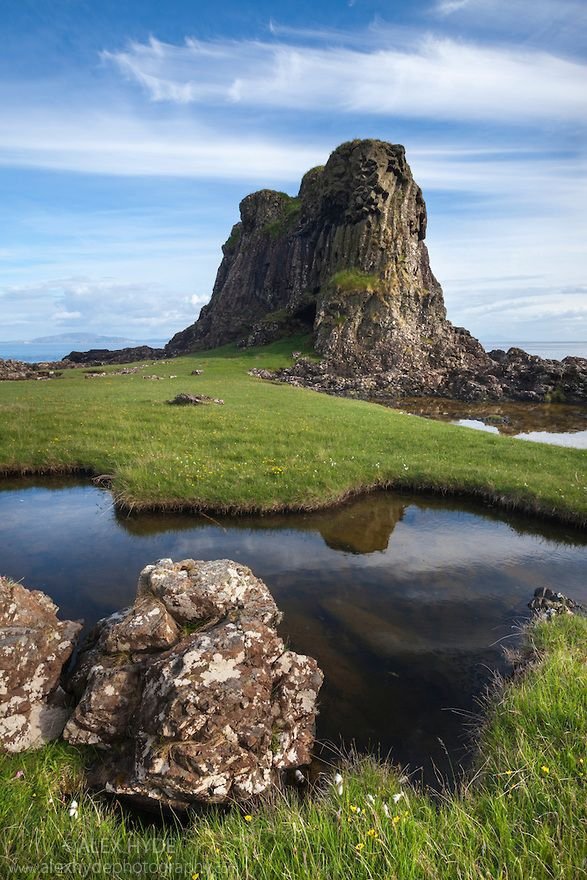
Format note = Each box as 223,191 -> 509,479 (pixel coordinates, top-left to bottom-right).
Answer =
0,576 -> 82,752
167,393 -> 224,406
64,559 -> 323,808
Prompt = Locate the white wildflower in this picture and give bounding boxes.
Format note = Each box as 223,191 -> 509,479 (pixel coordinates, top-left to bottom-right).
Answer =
392,792 -> 404,804
334,772 -> 344,796
68,799 -> 79,819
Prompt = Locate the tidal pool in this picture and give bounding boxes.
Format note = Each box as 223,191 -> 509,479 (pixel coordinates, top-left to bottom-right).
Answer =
1,477 -> 586,783
381,398 -> 587,448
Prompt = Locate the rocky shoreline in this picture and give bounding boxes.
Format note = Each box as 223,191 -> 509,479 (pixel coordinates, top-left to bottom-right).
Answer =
251,345 -> 587,404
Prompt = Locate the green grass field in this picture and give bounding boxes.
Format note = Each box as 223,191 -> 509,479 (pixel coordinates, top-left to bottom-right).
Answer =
0,335 -> 586,523
1,339 -> 586,877
1,613 -> 585,880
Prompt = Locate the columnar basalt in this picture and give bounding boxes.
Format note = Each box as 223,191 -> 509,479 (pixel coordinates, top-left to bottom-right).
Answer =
167,139 -> 587,403
64,558 -> 323,808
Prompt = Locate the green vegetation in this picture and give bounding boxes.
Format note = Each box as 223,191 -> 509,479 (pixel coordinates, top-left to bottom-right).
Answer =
329,269 -> 383,295
1,613 -> 585,879
263,196 -> 302,238
223,224 -> 242,253
0,335 -> 586,523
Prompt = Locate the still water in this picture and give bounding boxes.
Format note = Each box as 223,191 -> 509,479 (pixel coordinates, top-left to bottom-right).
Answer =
1,477 -> 586,782
384,399 -> 587,449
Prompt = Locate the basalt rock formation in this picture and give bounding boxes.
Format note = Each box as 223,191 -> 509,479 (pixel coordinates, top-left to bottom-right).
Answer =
65,345 -> 165,366
167,139 -> 587,403
0,576 -> 81,752
64,558 -> 323,808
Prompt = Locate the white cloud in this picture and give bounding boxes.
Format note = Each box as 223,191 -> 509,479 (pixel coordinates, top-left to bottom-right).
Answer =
0,276 -> 204,340
102,34 -> 587,125
434,0 -> 474,15
0,109 -> 324,181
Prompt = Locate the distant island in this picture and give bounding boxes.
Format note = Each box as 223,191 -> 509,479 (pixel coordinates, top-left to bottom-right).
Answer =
1,333 -> 141,345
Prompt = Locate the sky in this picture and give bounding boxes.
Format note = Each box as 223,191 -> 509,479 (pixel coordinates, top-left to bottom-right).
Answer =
1,0 -> 586,344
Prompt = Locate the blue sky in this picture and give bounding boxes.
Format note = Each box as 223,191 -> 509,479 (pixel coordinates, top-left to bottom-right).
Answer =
1,0 -> 586,343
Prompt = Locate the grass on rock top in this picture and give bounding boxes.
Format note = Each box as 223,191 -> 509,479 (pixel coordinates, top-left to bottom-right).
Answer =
0,334 -> 585,522
1,613 -> 586,879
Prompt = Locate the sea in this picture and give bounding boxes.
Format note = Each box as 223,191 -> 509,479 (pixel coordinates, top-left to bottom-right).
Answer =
0,340 -> 168,363
1,339 -> 587,363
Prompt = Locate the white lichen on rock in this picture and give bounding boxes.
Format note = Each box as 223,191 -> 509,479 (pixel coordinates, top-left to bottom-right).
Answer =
64,558 -> 323,808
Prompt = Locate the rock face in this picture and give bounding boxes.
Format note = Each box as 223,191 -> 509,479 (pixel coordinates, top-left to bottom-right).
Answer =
167,139 -> 587,403
0,576 -> 81,752
64,558 -> 323,808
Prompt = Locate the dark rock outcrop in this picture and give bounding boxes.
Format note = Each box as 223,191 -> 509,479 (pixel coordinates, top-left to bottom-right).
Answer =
65,346 -> 165,366
167,139 -> 587,403
0,576 -> 81,752
64,558 -> 323,808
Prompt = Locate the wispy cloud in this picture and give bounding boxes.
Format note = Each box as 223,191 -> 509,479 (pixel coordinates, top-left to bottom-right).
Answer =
0,276 -> 205,337
0,109 -> 324,181
103,34 -> 587,125
434,0 -> 474,16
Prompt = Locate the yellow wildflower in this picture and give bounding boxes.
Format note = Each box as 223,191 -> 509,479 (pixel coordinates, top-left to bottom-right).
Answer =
392,815 -> 400,826
540,765 -> 550,775
367,828 -> 377,838
244,814 -> 253,822
355,843 -> 365,853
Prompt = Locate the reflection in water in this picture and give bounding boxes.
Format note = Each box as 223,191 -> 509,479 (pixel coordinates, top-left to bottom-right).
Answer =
382,398 -> 587,448
1,477 -> 586,783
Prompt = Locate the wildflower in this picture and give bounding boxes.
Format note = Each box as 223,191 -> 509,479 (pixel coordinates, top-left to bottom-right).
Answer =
367,828 -> 377,838
334,772 -> 344,795
382,803 -> 390,818
392,792 -> 404,804
355,843 -> 365,853
244,814 -> 253,822
350,805 -> 361,814
392,815 -> 400,826
540,765 -> 550,775
505,770 -> 513,776
13,770 -> 24,780
366,794 -> 375,804
68,799 -> 79,819
192,874 -> 200,880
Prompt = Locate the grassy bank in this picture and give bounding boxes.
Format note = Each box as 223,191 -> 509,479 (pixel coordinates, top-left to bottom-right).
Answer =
0,336 -> 586,523
1,613 -> 585,879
